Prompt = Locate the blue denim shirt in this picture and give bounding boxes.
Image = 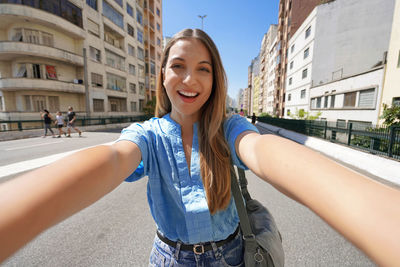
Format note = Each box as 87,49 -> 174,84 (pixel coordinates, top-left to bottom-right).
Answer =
117,114 -> 259,244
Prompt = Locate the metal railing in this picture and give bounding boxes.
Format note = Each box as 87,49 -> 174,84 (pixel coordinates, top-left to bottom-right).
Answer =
0,115 -> 152,132
257,116 -> 400,161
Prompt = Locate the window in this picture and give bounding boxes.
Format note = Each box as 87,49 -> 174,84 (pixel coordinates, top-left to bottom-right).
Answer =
32,64 -> 41,79
105,49 -> 125,70
393,97 -> 400,106
300,89 -> 306,99
48,96 -> 59,111
90,46 -> 101,62
103,1 -> 123,28
358,88 -> 375,108
288,77 -> 292,85
316,97 -> 322,108
336,119 -> 346,128
113,0 -> 122,7
139,82 -> 145,96
330,95 -> 335,108
131,101 -> 137,112
287,109 -> 290,116
290,44 -> 294,53
127,24 -> 134,37
138,64 -> 145,78
128,44 -> 135,56
41,32 -> 53,46
150,61 -> 155,75
24,95 -> 32,111
86,0 -> 97,10
12,28 -> 23,42
139,99 -> 144,111
25,29 -> 40,44
16,64 -> 27,78
137,47 -> 144,60
106,73 -> 126,91
290,61 -> 293,69
157,37 -> 161,46
87,19 -> 100,36
93,99 -> 104,112
32,95 -> 46,112
127,3 -> 133,17
129,83 -> 137,93
129,64 -> 136,75
104,30 -> 121,49
45,65 -> 57,79
304,47 -> 309,59
137,29 -> 143,43
324,96 -> 328,108
344,92 -> 357,107
157,23 -> 160,31
109,97 -> 127,112
0,96 -> 3,111
302,68 -> 308,79
91,73 -> 103,87
288,94 -> 291,101
156,8 -> 160,16
136,9 -> 143,25
311,98 -> 316,109
305,26 -> 311,38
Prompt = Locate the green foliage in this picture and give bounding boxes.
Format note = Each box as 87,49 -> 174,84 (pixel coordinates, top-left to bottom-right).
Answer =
143,96 -> 156,116
289,108 -> 322,120
258,112 -> 272,117
380,103 -> 400,126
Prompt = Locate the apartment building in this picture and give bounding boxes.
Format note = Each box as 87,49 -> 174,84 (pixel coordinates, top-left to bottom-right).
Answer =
0,0 -> 162,123
265,35 -> 278,115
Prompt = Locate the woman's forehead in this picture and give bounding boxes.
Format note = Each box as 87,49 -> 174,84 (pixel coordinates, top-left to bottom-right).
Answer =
167,38 -> 211,62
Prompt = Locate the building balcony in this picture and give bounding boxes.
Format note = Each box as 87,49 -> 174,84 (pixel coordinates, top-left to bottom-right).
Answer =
0,3 -> 85,39
0,41 -> 83,66
0,78 -> 85,94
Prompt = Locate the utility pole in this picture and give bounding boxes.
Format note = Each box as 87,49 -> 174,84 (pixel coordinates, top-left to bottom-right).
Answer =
198,15 -> 207,30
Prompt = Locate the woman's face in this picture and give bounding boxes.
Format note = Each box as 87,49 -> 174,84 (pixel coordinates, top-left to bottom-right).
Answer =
163,38 -> 213,123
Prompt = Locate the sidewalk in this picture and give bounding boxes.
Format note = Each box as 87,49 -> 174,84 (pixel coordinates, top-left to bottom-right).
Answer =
256,121 -> 400,186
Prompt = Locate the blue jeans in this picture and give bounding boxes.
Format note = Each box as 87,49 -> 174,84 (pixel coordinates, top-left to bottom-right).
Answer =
149,230 -> 244,267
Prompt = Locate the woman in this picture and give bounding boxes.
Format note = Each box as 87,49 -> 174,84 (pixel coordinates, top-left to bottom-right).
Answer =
1,29 -> 400,266
55,111 -> 66,138
41,109 -> 55,138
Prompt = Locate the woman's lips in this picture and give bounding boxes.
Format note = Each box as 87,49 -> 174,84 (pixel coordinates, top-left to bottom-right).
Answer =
178,90 -> 199,103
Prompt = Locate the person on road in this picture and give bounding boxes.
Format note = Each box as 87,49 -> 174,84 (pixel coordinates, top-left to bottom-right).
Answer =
1,29 -> 400,266
251,112 -> 256,125
55,111 -> 66,138
40,109 -> 55,138
66,106 -> 82,137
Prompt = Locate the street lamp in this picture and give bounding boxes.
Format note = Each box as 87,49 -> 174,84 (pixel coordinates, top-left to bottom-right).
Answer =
198,15 -> 207,30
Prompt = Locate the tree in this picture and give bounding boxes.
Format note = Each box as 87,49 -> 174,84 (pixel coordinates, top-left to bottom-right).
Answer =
380,103 -> 400,126
289,108 -> 322,120
143,96 -> 156,116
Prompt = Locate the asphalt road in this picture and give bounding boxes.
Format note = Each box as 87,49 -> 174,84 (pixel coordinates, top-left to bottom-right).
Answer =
0,127 -> 376,266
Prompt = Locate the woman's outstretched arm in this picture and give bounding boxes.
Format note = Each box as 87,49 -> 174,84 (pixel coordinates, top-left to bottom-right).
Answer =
0,141 -> 141,263
236,132 -> 400,267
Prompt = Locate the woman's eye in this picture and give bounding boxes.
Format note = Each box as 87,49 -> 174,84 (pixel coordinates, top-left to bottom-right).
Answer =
171,64 -> 183,69
199,67 -> 211,73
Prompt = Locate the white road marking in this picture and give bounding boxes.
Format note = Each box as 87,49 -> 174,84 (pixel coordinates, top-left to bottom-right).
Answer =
0,141 -> 114,179
3,140 -> 64,151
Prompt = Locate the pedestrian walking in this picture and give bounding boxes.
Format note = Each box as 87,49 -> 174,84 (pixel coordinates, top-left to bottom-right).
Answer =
40,109 -> 55,138
1,29 -> 400,266
251,112 -> 256,125
239,109 -> 244,116
66,106 -> 82,137
55,111 -> 66,138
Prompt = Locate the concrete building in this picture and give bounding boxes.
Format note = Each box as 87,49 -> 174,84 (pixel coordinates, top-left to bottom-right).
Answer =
275,0 -> 320,117
380,0 -> 400,120
265,34 -> 278,115
249,55 -> 260,115
0,0 -> 162,122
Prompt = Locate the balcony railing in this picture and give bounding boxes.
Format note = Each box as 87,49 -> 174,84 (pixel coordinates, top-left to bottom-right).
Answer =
0,78 -> 85,93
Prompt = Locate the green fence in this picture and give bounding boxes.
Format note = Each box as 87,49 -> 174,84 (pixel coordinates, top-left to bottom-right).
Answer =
0,115 -> 152,132
257,116 -> 400,161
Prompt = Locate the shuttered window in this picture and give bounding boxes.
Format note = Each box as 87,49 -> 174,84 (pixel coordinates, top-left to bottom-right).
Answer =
358,89 -> 375,108
344,92 -> 356,107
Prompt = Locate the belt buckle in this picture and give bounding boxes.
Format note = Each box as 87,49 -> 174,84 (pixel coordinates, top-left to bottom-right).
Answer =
193,244 -> 204,255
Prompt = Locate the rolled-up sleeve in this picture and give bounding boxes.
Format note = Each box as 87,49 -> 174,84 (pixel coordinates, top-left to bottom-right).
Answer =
224,115 -> 259,169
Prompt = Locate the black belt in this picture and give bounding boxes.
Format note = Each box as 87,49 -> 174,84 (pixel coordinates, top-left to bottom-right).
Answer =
156,226 -> 240,255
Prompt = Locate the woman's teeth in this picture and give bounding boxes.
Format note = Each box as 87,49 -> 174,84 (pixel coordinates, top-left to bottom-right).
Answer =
179,91 -> 198,97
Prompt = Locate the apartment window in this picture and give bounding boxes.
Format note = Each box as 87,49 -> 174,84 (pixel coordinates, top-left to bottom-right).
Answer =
87,19 -> 100,36
302,68 -> 308,79
344,92 -> 357,107
90,46 -> 101,62
358,88 -> 375,108
157,53 -> 161,61
129,64 -> 136,75
393,97 -> 400,106
300,89 -> 306,99
324,96 -> 328,108
310,98 -> 316,109
32,64 -> 41,79
32,95 -> 46,112
12,28 -> 23,42
41,32 -> 54,46
105,49 -> 125,70
288,94 -> 291,101
25,29 -> 40,44
288,77 -> 292,85
330,95 -> 335,108
139,99 -> 144,111
157,23 -> 160,31
137,29 -> 143,43
106,73 -> 126,91
129,83 -> 137,93
93,99 -> 104,112
290,44 -> 294,53
150,61 -> 155,75
136,9 -> 143,25
91,73 -> 103,87
127,3 -> 133,17
316,97 -> 322,108
0,96 -> 3,111
131,101 -> 137,112
290,61 -> 293,69
157,37 -> 161,46
103,1 -> 124,28
113,0 -> 122,7
305,26 -> 311,39
304,47 -> 309,59
138,64 -> 145,78
128,44 -> 135,56
109,97 -> 127,112
139,82 -> 145,96
156,8 -> 160,16
127,24 -> 135,37
24,96 -> 32,111
45,65 -> 57,80
86,0 -> 97,10
48,96 -> 59,111
137,47 -> 145,61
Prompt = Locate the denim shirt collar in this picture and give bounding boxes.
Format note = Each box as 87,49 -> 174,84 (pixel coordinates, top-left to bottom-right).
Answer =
161,113 -> 199,137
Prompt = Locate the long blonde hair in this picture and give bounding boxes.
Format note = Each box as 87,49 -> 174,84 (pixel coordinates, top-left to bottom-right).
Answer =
155,29 -> 231,214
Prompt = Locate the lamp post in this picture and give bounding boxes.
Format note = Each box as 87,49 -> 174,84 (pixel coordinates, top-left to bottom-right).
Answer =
198,15 -> 207,30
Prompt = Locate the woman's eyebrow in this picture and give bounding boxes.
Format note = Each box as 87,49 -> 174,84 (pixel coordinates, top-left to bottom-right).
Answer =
199,60 -> 212,66
169,57 -> 185,62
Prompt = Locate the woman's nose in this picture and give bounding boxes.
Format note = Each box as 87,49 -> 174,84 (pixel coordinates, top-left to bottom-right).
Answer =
182,70 -> 196,86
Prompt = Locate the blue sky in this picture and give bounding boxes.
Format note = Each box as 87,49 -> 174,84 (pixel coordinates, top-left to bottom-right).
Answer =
162,0 -> 280,100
